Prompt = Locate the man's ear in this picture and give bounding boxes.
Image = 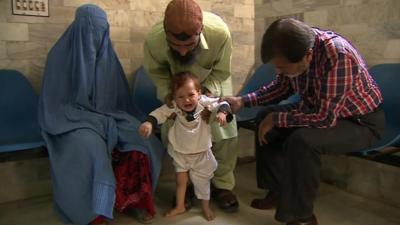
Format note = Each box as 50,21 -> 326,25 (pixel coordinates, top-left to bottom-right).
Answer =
305,48 -> 313,63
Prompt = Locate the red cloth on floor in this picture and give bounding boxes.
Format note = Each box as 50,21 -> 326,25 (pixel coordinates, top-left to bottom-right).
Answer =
90,215 -> 105,224
112,150 -> 155,216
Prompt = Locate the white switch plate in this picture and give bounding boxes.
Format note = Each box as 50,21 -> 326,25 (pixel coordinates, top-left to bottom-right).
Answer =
12,0 -> 49,17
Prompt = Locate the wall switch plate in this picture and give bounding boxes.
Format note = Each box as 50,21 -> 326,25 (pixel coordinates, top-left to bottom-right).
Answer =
12,0 -> 49,17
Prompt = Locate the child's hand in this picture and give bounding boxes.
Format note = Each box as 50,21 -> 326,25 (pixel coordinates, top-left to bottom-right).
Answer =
215,112 -> 227,127
139,122 -> 153,138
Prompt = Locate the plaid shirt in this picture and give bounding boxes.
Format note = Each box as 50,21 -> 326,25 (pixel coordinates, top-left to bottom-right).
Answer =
243,28 -> 383,128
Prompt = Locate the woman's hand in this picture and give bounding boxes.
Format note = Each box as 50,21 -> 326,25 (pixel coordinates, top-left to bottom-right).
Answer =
139,122 -> 153,138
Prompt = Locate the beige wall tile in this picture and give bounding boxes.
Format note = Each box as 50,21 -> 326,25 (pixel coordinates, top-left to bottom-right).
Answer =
130,0 -> 168,12
107,10 -> 130,27
0,41 -> 6,59
130,27 -> 149,42
304,10 -> 328,27
234,4 -> 254,18
237,128 -> 255,157
212,4 -> 234,18
119,58 -> 131,76
234,0 -> 254,5
232,31 -> 255,45
384,39 -> 400,59
29,23 -> 67,42
196,0 -> 213,11
0,158 -> 51,204
29,58 -> 46,93
63,0 -> 107,8
64,0 -> 130,9
0,23 -> 29,41
6,42 -> 47,60
129,11 -> 163,29
340,0 -> 364,5
225,18 -> 254,32
0,0 -> 7,22
110,26 -> 130,42
113,42 -> 133,59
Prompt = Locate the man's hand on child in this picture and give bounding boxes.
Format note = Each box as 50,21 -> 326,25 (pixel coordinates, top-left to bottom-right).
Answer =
219,96 -> 243,113
139,122 -> 153,138
164,93 -> 174,108
215,112 -> 227,127
201,106 -> 212,124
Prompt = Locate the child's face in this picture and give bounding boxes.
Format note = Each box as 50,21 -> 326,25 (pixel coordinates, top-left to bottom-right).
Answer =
174,80 -> 200,112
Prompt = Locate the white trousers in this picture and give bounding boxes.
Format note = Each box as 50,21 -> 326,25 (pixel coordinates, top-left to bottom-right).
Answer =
168,148 -> 218,200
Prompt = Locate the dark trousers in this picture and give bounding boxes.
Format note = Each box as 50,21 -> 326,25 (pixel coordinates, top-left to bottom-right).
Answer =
255,107 -> 385,222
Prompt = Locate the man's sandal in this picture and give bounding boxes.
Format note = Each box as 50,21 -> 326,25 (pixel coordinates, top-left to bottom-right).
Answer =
212,188 -> 239,213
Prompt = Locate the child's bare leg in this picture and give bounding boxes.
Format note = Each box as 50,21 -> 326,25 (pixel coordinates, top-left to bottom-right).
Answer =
164,172 -> 188,217
201,200 -> 215,221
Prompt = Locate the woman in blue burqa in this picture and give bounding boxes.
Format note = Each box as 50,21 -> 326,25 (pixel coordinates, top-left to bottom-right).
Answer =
38,4 -> 164,225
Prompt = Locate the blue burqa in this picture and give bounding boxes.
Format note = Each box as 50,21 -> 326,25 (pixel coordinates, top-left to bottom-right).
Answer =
38,4 -> 164,225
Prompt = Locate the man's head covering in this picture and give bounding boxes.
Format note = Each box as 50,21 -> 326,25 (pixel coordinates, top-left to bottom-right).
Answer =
164,0 -> 203,35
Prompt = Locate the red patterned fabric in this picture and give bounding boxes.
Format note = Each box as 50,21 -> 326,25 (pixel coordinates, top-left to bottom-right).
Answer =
112,150 -> 155,216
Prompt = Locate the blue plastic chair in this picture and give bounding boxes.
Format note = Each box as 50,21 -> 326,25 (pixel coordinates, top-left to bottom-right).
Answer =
358,63 -> 400,156
236,64 -> 276,129
131,66 -> 162,122
236,64 -> 299,130
0,70 -> 44,153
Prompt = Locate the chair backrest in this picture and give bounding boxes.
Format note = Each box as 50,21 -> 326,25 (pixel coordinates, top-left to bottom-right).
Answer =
238,63 -> 276,95
0,69 -> 44,152
131,67 -> 162,122
0,70 -> 39,126
369,63 -> 400,128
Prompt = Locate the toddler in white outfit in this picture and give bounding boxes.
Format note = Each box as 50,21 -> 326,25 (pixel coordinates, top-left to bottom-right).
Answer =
139,72 -> 233,221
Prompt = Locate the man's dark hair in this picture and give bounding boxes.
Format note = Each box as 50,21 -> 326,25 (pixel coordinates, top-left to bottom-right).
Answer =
261,18 -> 315,63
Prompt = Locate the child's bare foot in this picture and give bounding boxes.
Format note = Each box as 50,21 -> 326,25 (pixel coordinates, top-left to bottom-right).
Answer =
163,207 -> 186,217
202,207 -> 215,221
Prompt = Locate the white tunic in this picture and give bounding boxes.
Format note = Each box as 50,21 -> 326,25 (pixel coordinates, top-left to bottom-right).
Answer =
149,95 -> 229,154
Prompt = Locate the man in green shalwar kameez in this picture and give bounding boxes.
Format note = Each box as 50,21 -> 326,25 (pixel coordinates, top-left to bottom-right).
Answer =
143,0 -> 239,212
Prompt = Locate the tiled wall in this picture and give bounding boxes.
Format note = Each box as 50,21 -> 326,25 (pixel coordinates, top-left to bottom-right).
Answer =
0,0 -> 255,94
254,0 -> 400,66
321,155 -> 400,208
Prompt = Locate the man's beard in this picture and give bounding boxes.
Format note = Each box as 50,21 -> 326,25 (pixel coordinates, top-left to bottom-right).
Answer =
170,46 -> 201,66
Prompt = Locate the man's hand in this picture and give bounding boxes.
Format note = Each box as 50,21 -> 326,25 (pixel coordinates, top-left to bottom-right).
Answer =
202,87 -> 215,97
168,112 -> 177,120
139,122 -> 153,138
215,112 -> 227,127
258,113 -> 274,146
164,93 -> 174,108
201,106 -> 212,124
219,96 -> 243,113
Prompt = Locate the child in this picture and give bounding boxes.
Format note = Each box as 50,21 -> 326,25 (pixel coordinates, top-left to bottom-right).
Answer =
138,72 -> 233,221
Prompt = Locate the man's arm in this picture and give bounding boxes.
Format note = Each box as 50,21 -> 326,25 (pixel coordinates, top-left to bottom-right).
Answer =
273,53 -> 355,128
200,95 -> 233,122
143,42 -> 171,102
202,35 -> 232,97
241,74 -> 294,107
147,104 -> 175,126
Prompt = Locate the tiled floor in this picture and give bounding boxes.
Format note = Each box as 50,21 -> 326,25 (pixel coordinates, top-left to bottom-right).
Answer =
1,161 -> 399,225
